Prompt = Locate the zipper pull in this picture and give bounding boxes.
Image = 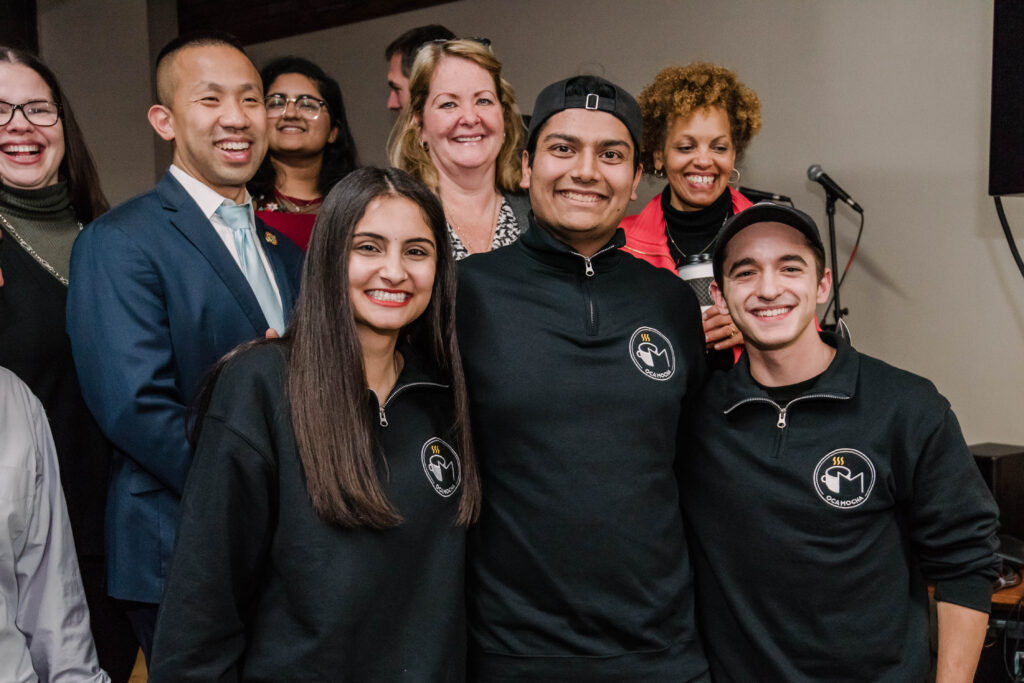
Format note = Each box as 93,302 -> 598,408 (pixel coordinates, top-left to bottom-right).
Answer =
583,256 -> 595,277
378,404 -> 388,427
776,407 -> 787,429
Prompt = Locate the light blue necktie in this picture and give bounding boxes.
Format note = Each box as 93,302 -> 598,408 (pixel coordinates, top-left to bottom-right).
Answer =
216,203 -> 285,334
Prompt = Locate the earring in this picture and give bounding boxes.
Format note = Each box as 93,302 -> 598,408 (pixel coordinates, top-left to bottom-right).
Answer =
652,165 -> 666,179
729,168 -> 741,185
421,140 -> 429,152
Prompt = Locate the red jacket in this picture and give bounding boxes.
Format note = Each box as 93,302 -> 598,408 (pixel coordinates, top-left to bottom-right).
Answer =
619,187 -> 753,270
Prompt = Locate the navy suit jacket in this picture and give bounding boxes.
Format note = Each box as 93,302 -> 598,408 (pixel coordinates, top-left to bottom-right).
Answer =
67,171 -> 304,603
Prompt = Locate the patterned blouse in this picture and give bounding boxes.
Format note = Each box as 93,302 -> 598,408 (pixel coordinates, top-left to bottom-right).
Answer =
448,198 -> 521,260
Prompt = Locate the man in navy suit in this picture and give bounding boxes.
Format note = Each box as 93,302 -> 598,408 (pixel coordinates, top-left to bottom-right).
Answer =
67,32 -> 303,663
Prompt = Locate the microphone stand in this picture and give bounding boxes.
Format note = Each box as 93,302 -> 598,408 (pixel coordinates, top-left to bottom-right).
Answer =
824,192 -> 848,330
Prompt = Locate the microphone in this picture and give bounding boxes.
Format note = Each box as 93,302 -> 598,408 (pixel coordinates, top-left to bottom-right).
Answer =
739,186 -> 793,204
807,165 -> 863,212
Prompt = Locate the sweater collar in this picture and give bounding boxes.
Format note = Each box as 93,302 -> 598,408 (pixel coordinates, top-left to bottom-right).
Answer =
724,331 -> 859,407
520,211 -> 626,275
0,181 -> 73,218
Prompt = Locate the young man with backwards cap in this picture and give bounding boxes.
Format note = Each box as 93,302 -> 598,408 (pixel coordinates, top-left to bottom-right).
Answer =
678,203 -> 1000,682
456,76 -> 710,682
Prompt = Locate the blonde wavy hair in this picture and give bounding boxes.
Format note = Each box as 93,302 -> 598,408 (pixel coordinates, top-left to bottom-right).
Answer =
386,39 -> 523,193
638,61 -> 762,174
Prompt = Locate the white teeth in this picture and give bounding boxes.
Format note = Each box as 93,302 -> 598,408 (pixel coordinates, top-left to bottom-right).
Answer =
218,141 -> 250,151
367,290 -> 409,303
685,174 -> 715,186
561,191 -> 601,203
2,144 -> 40,154
454,135 -> 482,142
754,307 -> 791,318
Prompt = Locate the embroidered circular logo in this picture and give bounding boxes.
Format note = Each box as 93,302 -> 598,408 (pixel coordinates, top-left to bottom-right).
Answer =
628,327 -> 676,381
421,437 -> 462,498
813,448 -> 876,509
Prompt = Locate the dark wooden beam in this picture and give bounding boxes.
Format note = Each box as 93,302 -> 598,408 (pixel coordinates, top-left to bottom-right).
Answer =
177,0 -> 456,46
0,0 -> 39,54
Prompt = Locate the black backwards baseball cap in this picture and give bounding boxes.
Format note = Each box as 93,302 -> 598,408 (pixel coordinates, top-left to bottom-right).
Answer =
526,75 -> 643,156
712,202 -> 826,283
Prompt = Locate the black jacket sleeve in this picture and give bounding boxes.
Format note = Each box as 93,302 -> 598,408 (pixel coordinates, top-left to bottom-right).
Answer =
149,394 -> 277,680
908,406 -> 1000,613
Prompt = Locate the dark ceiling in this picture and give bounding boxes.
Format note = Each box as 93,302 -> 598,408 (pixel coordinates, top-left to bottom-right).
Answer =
178,0 -> 456,45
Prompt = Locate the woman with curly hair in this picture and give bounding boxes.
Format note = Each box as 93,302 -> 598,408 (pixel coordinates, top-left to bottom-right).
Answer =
250,56 -> 359,250
387,39 -> 529,259
621,62 -> 761,359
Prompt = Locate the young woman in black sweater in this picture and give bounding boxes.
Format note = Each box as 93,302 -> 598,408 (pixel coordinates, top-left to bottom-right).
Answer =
150,167 -> 479,681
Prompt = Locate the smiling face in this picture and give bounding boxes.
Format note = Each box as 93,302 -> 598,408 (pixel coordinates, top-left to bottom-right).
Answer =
654,106 -> 736,212
149,44 -> 267,203
0,62 -> 65,191
712,222 -> 830,355
265,72 -> 337,161
522,108 -> 642,255
349,195 -> 438,344
418,56 -> 504,181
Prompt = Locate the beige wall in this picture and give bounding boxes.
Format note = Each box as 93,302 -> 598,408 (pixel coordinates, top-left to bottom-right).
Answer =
39,0 -> 1024,444
37,0 -> 158,204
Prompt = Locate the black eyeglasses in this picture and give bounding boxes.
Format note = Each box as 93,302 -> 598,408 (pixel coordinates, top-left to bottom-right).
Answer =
264,94 -> 327,120
0,100 -> 62,127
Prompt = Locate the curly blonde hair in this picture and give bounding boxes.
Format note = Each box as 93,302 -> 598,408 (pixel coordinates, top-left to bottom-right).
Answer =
638,62 -> 762,174
386,39 -> 523,193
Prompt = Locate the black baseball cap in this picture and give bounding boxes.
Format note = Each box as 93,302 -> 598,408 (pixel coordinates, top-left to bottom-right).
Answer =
526,75 -> 642,154
713,202 -> 825,281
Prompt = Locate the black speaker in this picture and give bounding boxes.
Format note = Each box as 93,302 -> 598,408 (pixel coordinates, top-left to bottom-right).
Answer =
972,442 -> 1024,539
989,0 -> 1024,196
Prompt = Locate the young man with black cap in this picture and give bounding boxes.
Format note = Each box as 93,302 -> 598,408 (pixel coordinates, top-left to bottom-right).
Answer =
456,76 -> 710,682
679,203 -> 1000,682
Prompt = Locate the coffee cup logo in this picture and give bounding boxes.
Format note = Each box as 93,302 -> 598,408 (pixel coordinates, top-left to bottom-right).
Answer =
420,438 -> 461,498
629,327 -> 675,381
812,449 -> 875,509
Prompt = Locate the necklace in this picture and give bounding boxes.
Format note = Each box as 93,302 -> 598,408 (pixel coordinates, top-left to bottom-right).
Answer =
0,209 -> 81,287
665,211 -> 730,262
273,189 -> 322,215
445,192 -> 501,255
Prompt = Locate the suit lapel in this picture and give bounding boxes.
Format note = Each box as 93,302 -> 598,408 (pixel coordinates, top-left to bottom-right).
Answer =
155,172 -> 269,333
254,218 -> 299,313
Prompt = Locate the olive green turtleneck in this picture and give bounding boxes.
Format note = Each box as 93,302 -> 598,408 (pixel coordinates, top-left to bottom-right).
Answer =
0,182 -> 80,283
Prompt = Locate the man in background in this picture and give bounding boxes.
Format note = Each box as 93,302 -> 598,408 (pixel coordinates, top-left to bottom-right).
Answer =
68,31 -> 303,662
385,23 -> 454,111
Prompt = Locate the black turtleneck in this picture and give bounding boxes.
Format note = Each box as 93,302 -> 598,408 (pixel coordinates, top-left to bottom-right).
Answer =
662,186 -> 732,266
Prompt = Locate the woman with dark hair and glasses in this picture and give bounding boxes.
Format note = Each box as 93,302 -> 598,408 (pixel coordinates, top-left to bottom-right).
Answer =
150,167 -> 480,681
0,46 -> 135,680
388,38 -> 529,259
249,56 -> 359,250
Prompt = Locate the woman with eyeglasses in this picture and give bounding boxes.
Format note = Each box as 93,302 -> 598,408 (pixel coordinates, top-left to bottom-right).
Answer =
388,38 -> 529,259
149,167 -> 479,680
250,56 -> 358,250
0,46 -> 126,681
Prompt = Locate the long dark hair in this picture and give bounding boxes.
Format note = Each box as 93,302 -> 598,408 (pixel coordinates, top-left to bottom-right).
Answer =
248,56 -> 359,201
194,168 -> 478,528
0,46 -> 109,222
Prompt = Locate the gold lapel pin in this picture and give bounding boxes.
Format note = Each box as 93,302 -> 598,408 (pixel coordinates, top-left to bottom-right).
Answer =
264,232 -> 278,246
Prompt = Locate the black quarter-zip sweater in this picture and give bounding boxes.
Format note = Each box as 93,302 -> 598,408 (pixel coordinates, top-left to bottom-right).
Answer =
149,343 -> 468,681
457,218 -> 709,682
679,333 -> 1000,682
